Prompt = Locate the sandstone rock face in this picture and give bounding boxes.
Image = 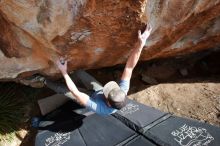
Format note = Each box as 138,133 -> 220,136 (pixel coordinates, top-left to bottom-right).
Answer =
0,0 -> 220,83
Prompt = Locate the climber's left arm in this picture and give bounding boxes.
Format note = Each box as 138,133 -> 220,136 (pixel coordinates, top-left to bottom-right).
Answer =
56,59 -> 90,106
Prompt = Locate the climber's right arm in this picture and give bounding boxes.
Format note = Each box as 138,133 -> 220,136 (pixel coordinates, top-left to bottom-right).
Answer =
121,24 -> 152,81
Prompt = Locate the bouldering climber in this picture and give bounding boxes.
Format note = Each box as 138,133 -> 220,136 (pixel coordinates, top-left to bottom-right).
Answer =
44,24 -> 152,115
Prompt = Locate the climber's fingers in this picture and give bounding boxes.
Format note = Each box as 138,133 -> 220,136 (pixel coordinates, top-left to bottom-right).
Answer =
143,23 -> 152,36
56,57 -> 67,69
59,57 -> 66,65
138,30 -> 142,39
147,23 -> 152,31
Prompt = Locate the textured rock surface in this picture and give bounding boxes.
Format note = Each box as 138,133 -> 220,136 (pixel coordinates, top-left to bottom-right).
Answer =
0,0 -> 220,83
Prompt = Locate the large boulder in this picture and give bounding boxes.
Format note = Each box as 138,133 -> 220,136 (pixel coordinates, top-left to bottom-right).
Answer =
0,0 -> 220,84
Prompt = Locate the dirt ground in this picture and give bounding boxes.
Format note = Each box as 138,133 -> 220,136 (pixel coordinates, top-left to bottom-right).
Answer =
129,80 -> 220,126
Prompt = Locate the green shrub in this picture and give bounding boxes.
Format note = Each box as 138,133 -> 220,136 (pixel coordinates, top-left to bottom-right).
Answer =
0,83 -> 27,142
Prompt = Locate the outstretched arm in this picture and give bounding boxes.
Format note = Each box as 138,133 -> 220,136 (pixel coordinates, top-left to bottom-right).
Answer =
121,24 -> 152,81
56,59 -> 89,106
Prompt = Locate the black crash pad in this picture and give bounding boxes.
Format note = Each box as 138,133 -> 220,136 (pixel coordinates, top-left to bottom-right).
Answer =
35,105 -> 137,146
144,116 -> 220,146
112,99 -> 168,132
35,100 -> 220,146
124,136 -> 157,146
41,101 -> 87,123
36,129 -> 86,146
78,114 -> 137,146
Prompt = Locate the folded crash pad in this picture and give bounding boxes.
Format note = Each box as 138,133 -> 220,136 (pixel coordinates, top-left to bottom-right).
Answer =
143,116 -> 220,146
38,94 -> 70,116
40,101 -> 89,123
112,99 -> 168,132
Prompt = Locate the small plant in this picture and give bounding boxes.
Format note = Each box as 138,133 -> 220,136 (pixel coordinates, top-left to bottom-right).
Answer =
0,83 -> 27,142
